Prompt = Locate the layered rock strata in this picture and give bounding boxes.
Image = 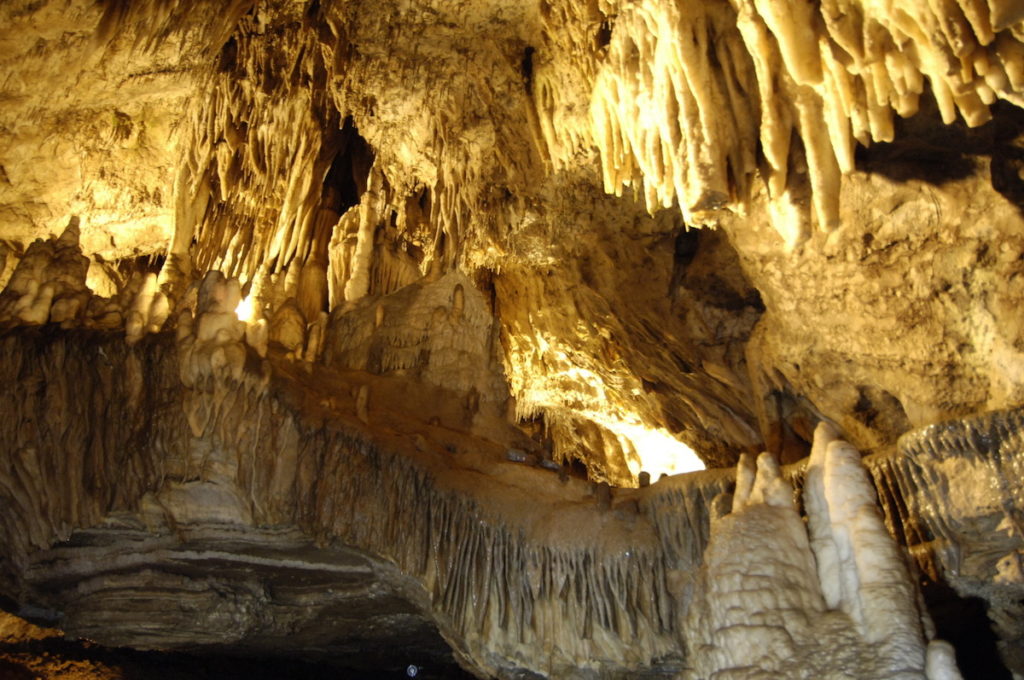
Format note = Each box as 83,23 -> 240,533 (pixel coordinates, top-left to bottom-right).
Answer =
2,0 -> 1024,677
1,322 -> 1019,677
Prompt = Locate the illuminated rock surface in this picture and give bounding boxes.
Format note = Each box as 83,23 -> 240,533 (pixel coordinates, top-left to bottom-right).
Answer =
2,0 -> 1024,677
688,426 -> 962,680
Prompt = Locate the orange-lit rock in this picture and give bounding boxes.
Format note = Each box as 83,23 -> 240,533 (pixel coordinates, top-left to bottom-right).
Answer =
2,0 -> 1024,676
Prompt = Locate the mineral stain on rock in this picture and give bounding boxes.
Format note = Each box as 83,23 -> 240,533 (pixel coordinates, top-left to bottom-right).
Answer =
2,0 -> 1024,677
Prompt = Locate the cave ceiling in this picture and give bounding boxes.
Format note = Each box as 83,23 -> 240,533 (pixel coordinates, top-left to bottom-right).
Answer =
3,0 -> 1024,477
2,0 -> 1024,677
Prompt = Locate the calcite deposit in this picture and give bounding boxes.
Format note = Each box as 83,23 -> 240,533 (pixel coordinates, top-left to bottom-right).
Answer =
2,0 -> 1024,677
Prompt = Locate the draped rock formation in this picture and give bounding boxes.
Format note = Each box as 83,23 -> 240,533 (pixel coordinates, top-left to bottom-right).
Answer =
2,0 -> 1024,677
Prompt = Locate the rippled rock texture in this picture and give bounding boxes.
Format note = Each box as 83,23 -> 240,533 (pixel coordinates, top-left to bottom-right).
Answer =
4,0 -> 1024,677
5,0 -> 1024,479
0,324 -> 1019,678
0,327 -> 718,678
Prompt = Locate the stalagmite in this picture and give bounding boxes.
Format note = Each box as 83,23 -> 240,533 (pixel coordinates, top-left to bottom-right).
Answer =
355,384 -> 369,424
16,283 -> 55,326
0,219 -> 83,324
689,424 -> 963,679
125,273 -> 170,345
177,271 -> 249,388
245,317 -> 269,357
304,311 -> 328,362
343,170 -> 380,304
268,298 -> 306,355
2,0 -> 1024,677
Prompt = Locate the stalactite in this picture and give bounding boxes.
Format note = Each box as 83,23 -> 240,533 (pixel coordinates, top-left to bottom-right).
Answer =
589,0 -> 1024,246
170,3 -> 359,301
591,1 -> 758,221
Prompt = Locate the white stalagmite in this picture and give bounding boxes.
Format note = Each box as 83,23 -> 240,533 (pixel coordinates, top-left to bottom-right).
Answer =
268,299 -> 306,356
0,216 -> 159,330
177,271 -> 248,390
125,273 -> 170,345
343,168 -> 381,304
805,421 -> 842,608
687,423 -> 963,679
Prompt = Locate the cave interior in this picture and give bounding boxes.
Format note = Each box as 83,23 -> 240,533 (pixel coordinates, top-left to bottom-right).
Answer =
2,0 -> 1024,678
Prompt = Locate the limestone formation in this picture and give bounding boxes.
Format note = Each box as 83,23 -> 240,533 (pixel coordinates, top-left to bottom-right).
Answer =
1,0 -> 1024,677
688,428 -> 962,679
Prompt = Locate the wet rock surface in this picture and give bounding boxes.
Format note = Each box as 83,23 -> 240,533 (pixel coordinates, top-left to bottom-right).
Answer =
0,327 -> 1019,677
3,0 -> 1024,677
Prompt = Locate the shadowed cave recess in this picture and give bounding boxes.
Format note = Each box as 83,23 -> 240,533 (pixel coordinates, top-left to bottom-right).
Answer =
3,0 -> 1024,678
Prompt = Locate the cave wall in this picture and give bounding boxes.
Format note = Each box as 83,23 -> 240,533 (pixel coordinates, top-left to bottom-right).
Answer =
0,320 -> 1020,678
3,0 -> 1024,677
5,0 -> 1024,481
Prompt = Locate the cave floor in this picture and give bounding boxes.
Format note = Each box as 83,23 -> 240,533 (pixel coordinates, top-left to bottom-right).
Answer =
0,611 -> 474,680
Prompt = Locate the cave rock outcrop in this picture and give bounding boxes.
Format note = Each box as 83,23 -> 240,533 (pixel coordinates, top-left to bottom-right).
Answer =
3,0 -> 1024,677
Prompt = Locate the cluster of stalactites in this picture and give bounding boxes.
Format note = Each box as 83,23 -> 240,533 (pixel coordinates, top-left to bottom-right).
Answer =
173,4 -> 340,286
171,1 -> 456,329
591,1 -> 758,223
591,0 -> 1024,248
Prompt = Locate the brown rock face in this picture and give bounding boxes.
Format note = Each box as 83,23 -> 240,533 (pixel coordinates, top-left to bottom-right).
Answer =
3,0 -> 1024,677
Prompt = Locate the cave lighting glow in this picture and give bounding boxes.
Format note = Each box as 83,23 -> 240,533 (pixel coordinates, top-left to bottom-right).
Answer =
234,294 -> 255,322
613,421 -> 706,479
580,410 -> 706,480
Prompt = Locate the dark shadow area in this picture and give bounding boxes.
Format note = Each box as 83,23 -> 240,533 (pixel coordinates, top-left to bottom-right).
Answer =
322,116 -> 375,216
851,385 -> 912,442
922,578 -> 1012,680
990,106 -> 1024,209
667,227 -> 700,295
762,386 -> 816,464
856,96 -> 1024,217
595,20 -> 613,51
521,46 -> 535,96
0,635 -> 475,679
118,252 -> 166,277
218,36 -> 238,73
674,228 -> 763,312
